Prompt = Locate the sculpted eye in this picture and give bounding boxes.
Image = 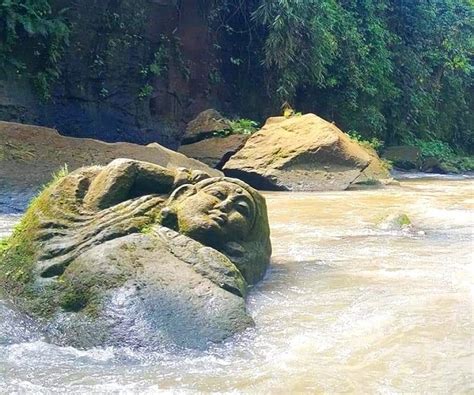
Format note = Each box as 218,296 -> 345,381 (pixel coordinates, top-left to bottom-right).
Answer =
235,200 -> 251,217
209,189 -> 225,199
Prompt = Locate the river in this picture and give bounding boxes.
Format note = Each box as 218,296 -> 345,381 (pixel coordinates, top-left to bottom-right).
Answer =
0,176 -> 472,393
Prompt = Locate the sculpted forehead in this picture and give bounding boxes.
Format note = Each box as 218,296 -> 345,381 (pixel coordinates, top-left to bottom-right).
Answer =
201,182 -> 256,214
202,181 -> 252,196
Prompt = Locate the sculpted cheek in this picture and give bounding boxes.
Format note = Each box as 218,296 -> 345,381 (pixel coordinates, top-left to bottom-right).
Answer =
227,213 -> 250,235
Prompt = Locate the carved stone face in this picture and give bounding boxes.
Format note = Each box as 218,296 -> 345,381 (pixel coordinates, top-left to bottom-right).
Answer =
172,181 -> 257,247
1,160 -> 272,350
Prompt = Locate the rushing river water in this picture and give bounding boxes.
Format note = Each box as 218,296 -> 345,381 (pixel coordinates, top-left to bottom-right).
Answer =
0,176 -> 472,393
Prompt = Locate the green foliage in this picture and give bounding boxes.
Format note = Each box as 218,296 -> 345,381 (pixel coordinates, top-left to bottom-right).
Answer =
252,0 -> 340,99
411,138 -> 474,172
0,238 -> 8,256
1,0 -> 471,156
456,157 -> 474,172
385,0 -> 474,150
348,131 -> 384,153
210,0 -> 473,154
52,164 -> 68,180
148,47 -> 169,77
34,164 -> 69,194
0,0 -> 70,100
214,118 -> 259,137
413,139 -> 456,162
138,84 -> 153,99
138,33 -> 189,99
140,35 -> 187,80
228,119 -> 259,135
208,68 -> 222,85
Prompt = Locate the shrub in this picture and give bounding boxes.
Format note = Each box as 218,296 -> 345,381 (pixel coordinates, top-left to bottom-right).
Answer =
347,131 -> 384,153
412,138 -> 474,172
414,139 -> 455,161
214,118 -> 259,137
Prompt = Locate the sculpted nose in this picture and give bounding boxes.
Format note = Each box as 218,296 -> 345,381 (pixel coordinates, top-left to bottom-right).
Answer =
216,198 -> 233,212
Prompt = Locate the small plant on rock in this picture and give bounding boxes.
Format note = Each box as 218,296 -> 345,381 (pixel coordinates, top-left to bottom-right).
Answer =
228,119 -> 259,135
214,118 -> 259,137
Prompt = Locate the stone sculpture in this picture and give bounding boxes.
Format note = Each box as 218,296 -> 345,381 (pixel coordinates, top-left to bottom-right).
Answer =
0,159 -> 271,349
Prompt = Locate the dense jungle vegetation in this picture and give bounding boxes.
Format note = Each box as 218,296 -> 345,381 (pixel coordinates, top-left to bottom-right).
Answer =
1,0 -> 473,156
213,0 -> 473,154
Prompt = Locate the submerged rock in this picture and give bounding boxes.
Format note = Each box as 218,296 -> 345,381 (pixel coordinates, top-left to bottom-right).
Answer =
377,213 -> 412,231
0,159 -> 271,349
223,114 -> 371,191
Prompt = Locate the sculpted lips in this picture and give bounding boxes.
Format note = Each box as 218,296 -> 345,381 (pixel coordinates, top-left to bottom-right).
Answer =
208,210 -> 228,225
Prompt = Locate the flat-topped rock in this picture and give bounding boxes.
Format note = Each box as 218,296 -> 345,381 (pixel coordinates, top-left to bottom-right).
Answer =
0,121 -> 221,195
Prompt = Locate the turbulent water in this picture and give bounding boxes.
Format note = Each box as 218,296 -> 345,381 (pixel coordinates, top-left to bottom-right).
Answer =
0,176 -> 472,393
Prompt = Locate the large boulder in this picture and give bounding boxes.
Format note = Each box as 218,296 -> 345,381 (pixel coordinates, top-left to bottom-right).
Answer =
223,114 -> 371,191
181,109 -> 230,144
178,134 -> 249,168
382,145 -> 421,170
0,159 -> 271,349
0,121 -> 221,210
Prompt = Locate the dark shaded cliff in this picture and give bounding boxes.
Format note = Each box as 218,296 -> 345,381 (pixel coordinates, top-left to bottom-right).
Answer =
1,1 -> 472,156
0,0 -> 221,148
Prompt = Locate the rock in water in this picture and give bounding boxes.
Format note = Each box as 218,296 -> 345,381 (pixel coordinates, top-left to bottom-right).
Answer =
223,114 -> 371,191
0,159 -> 271,349
377,213 -> 412,231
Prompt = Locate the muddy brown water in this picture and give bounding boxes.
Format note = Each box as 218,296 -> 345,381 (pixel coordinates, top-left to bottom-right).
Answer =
0,176 -> 472,393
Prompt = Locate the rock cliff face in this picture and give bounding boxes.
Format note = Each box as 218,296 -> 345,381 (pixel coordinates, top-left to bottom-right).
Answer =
0,0 -> 219,148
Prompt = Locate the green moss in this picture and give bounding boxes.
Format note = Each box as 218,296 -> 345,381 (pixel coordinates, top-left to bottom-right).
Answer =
356,178 -> 380,186
381,158 -> 393,171
59,283 -> 90,313
0,238 -> 8,255
0,168 -> 70,313
57,264 -> 131,317
397,214 -> 411,227
139,224 -> 153,234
